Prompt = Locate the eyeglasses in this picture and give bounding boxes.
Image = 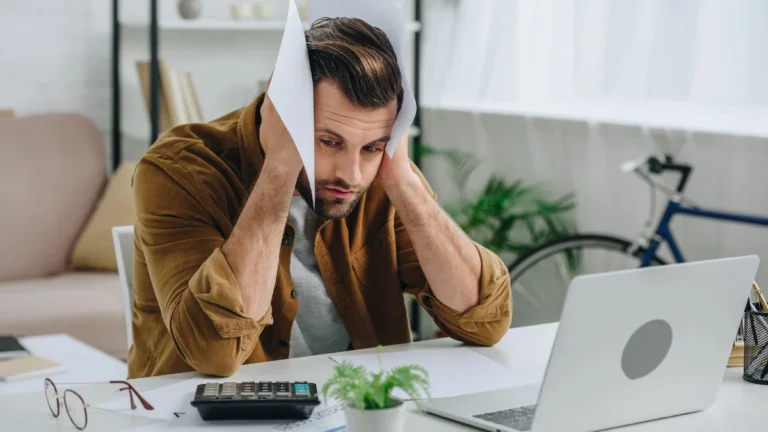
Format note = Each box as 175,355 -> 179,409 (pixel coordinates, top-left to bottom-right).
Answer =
44,377 -> 154,430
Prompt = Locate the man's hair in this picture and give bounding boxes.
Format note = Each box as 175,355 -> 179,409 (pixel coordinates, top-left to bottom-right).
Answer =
305,17 -> 403,111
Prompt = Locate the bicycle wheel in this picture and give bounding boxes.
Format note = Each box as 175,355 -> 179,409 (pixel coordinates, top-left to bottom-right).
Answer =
507,234 -> 667,328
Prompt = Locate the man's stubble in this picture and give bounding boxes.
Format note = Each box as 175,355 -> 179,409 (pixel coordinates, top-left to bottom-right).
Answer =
295,168 -> 365,220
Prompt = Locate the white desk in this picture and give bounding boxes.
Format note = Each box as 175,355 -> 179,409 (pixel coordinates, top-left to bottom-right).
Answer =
0,334 -> 128,398
1,324 -> 767,431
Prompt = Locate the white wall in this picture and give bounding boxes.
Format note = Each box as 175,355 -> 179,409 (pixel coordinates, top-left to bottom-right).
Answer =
0,0 -> 112,165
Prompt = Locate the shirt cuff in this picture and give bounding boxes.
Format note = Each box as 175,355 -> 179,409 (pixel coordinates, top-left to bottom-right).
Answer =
189,247 -> 274,338
417,242 -> 512,333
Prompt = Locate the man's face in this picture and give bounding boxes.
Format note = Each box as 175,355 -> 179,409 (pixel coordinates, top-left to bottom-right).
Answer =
296,80 -> 398,219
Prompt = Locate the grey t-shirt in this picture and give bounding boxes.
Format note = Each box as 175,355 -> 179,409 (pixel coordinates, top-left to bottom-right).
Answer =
286,196 -> 350,358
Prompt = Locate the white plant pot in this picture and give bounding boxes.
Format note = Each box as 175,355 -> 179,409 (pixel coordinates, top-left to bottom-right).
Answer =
343,399 -> 406,432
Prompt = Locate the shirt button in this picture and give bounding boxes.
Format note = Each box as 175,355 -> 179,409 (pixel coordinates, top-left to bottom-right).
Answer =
374,238 -> 382,248
422,296 -> 433,309
282,233 -> 291,246
278,339 -> 289,348
291,289 -> 298,299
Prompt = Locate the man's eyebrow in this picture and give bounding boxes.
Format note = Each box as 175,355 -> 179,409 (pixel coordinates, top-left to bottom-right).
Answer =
368,136 -> 390,146
315,127 -> 390,146
315,127 -> 346,141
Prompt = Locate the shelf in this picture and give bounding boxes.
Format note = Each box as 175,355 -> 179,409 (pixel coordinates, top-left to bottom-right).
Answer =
123,18 -> 422,32
124,125 -> 420,148
424,100 -> 768,140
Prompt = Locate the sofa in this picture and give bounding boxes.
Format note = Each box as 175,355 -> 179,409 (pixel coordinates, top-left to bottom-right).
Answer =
0,112 -> 133,360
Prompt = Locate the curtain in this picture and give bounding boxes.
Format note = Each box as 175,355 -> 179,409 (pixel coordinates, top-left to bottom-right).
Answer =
422,0 -> 768,110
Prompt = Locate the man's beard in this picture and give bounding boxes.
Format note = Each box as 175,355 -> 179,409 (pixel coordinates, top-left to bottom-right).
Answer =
296,169 -> 365,220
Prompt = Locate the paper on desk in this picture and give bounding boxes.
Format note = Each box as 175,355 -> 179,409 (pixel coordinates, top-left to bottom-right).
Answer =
125,403 -> 345,432
269,0 -> 416,205
330,347 -> 547,400
97,377 -> 346,432
95,377 -> 212,420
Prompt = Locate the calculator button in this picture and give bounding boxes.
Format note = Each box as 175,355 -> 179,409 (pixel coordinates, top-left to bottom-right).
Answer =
203,383 -> 219,397
257,382 -> 273,395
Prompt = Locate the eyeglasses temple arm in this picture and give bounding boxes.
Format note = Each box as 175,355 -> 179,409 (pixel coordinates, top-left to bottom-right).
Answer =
111,381 -> 154,410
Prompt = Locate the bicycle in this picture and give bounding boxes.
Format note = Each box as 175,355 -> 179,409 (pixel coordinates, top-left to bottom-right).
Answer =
506,153 -> 768,328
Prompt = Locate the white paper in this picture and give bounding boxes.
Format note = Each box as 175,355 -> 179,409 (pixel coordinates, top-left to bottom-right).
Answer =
96,378 -> 346,432
272,403 -> 346,432
306,0 -> 417,158
95,378 -> 212,420
125,403 -> 345,432
269,0 -> 316,203
330,348 -> 547,400
270,0 -> 416,204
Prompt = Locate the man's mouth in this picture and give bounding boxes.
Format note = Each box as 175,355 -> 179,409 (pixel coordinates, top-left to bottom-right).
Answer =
323,186 -> 356,199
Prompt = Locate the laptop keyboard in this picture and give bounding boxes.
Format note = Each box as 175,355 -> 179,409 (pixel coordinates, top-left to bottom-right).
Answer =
474,405 -> 537,431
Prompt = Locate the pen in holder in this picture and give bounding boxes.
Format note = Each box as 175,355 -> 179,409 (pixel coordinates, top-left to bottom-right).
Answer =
742,307 -> 768,385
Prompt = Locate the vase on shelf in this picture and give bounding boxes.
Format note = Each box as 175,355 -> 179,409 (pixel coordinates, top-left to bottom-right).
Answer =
230,2 -> 250,20
297,1 -> 308,21
252,1 -> 274,20
178,0 -> 202,20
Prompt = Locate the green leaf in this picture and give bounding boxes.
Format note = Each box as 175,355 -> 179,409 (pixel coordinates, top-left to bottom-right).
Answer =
418,144 -> 578,264
321,346 -> 432,411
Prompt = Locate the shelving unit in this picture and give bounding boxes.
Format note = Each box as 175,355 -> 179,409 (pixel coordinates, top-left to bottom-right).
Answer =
111,1 -> 424,170
122,18 -> 422,32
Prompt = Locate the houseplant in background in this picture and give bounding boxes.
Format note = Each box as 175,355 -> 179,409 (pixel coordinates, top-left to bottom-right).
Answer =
417,144 -> 579,269
322,348 -> 430,432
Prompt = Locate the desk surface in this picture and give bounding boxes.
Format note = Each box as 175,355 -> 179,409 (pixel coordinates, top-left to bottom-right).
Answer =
1,324 -> 767,431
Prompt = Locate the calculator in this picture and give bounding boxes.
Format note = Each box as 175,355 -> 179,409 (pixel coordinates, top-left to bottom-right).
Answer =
190,381 -> 321,421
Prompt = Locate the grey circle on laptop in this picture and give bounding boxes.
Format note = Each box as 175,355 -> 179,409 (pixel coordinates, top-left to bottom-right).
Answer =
621,319 -> 673,380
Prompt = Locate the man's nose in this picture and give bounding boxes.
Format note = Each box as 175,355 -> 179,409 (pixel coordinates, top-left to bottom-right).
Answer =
334,150 -> 362,187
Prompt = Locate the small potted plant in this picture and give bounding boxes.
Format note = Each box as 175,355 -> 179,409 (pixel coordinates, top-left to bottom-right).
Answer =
321,349 -> 430,432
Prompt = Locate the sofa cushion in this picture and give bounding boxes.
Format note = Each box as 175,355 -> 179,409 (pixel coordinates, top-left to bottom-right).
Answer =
71,161 -> 137,272
0,114 -> 106,281
0,272 -> 128,360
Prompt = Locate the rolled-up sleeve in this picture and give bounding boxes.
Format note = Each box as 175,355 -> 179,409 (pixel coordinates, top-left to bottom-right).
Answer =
396,163 -> 512,346
397,219 -> 512,346
133,151 -> 272,376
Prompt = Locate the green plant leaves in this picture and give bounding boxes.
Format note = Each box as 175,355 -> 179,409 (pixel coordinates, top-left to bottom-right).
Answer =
321,349 -> 431,411
421,144 -> 578,269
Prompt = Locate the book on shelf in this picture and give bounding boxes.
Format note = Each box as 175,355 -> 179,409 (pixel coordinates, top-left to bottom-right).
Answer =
136,59 -> 205,133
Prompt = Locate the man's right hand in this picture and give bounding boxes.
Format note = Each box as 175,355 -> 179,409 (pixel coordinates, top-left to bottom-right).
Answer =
259,94 -> 304,176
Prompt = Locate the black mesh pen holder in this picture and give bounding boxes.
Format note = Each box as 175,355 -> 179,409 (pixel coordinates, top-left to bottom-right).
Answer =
743,310 -> 768,385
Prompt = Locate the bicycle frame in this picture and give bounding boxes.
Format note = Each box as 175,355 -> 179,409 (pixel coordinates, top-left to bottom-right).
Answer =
640,200 -> 768,267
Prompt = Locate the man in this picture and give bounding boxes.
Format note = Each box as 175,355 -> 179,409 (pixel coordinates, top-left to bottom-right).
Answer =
127,17 -> 512,379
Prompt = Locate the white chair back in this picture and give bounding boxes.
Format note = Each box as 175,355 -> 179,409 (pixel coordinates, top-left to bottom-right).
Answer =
112,225 -> 135,350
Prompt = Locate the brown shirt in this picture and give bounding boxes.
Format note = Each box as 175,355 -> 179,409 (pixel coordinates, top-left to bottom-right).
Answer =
127,94 -> 513,379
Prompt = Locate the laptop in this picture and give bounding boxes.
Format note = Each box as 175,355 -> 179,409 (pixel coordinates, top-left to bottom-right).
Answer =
425,256 -> 759,432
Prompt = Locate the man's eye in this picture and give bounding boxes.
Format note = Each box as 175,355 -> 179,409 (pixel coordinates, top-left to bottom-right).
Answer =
364,146 -> 382,153
321,139 -> 338,147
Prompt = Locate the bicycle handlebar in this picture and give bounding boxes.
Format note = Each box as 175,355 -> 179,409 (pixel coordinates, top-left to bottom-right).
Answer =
645,155 -> 693,193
